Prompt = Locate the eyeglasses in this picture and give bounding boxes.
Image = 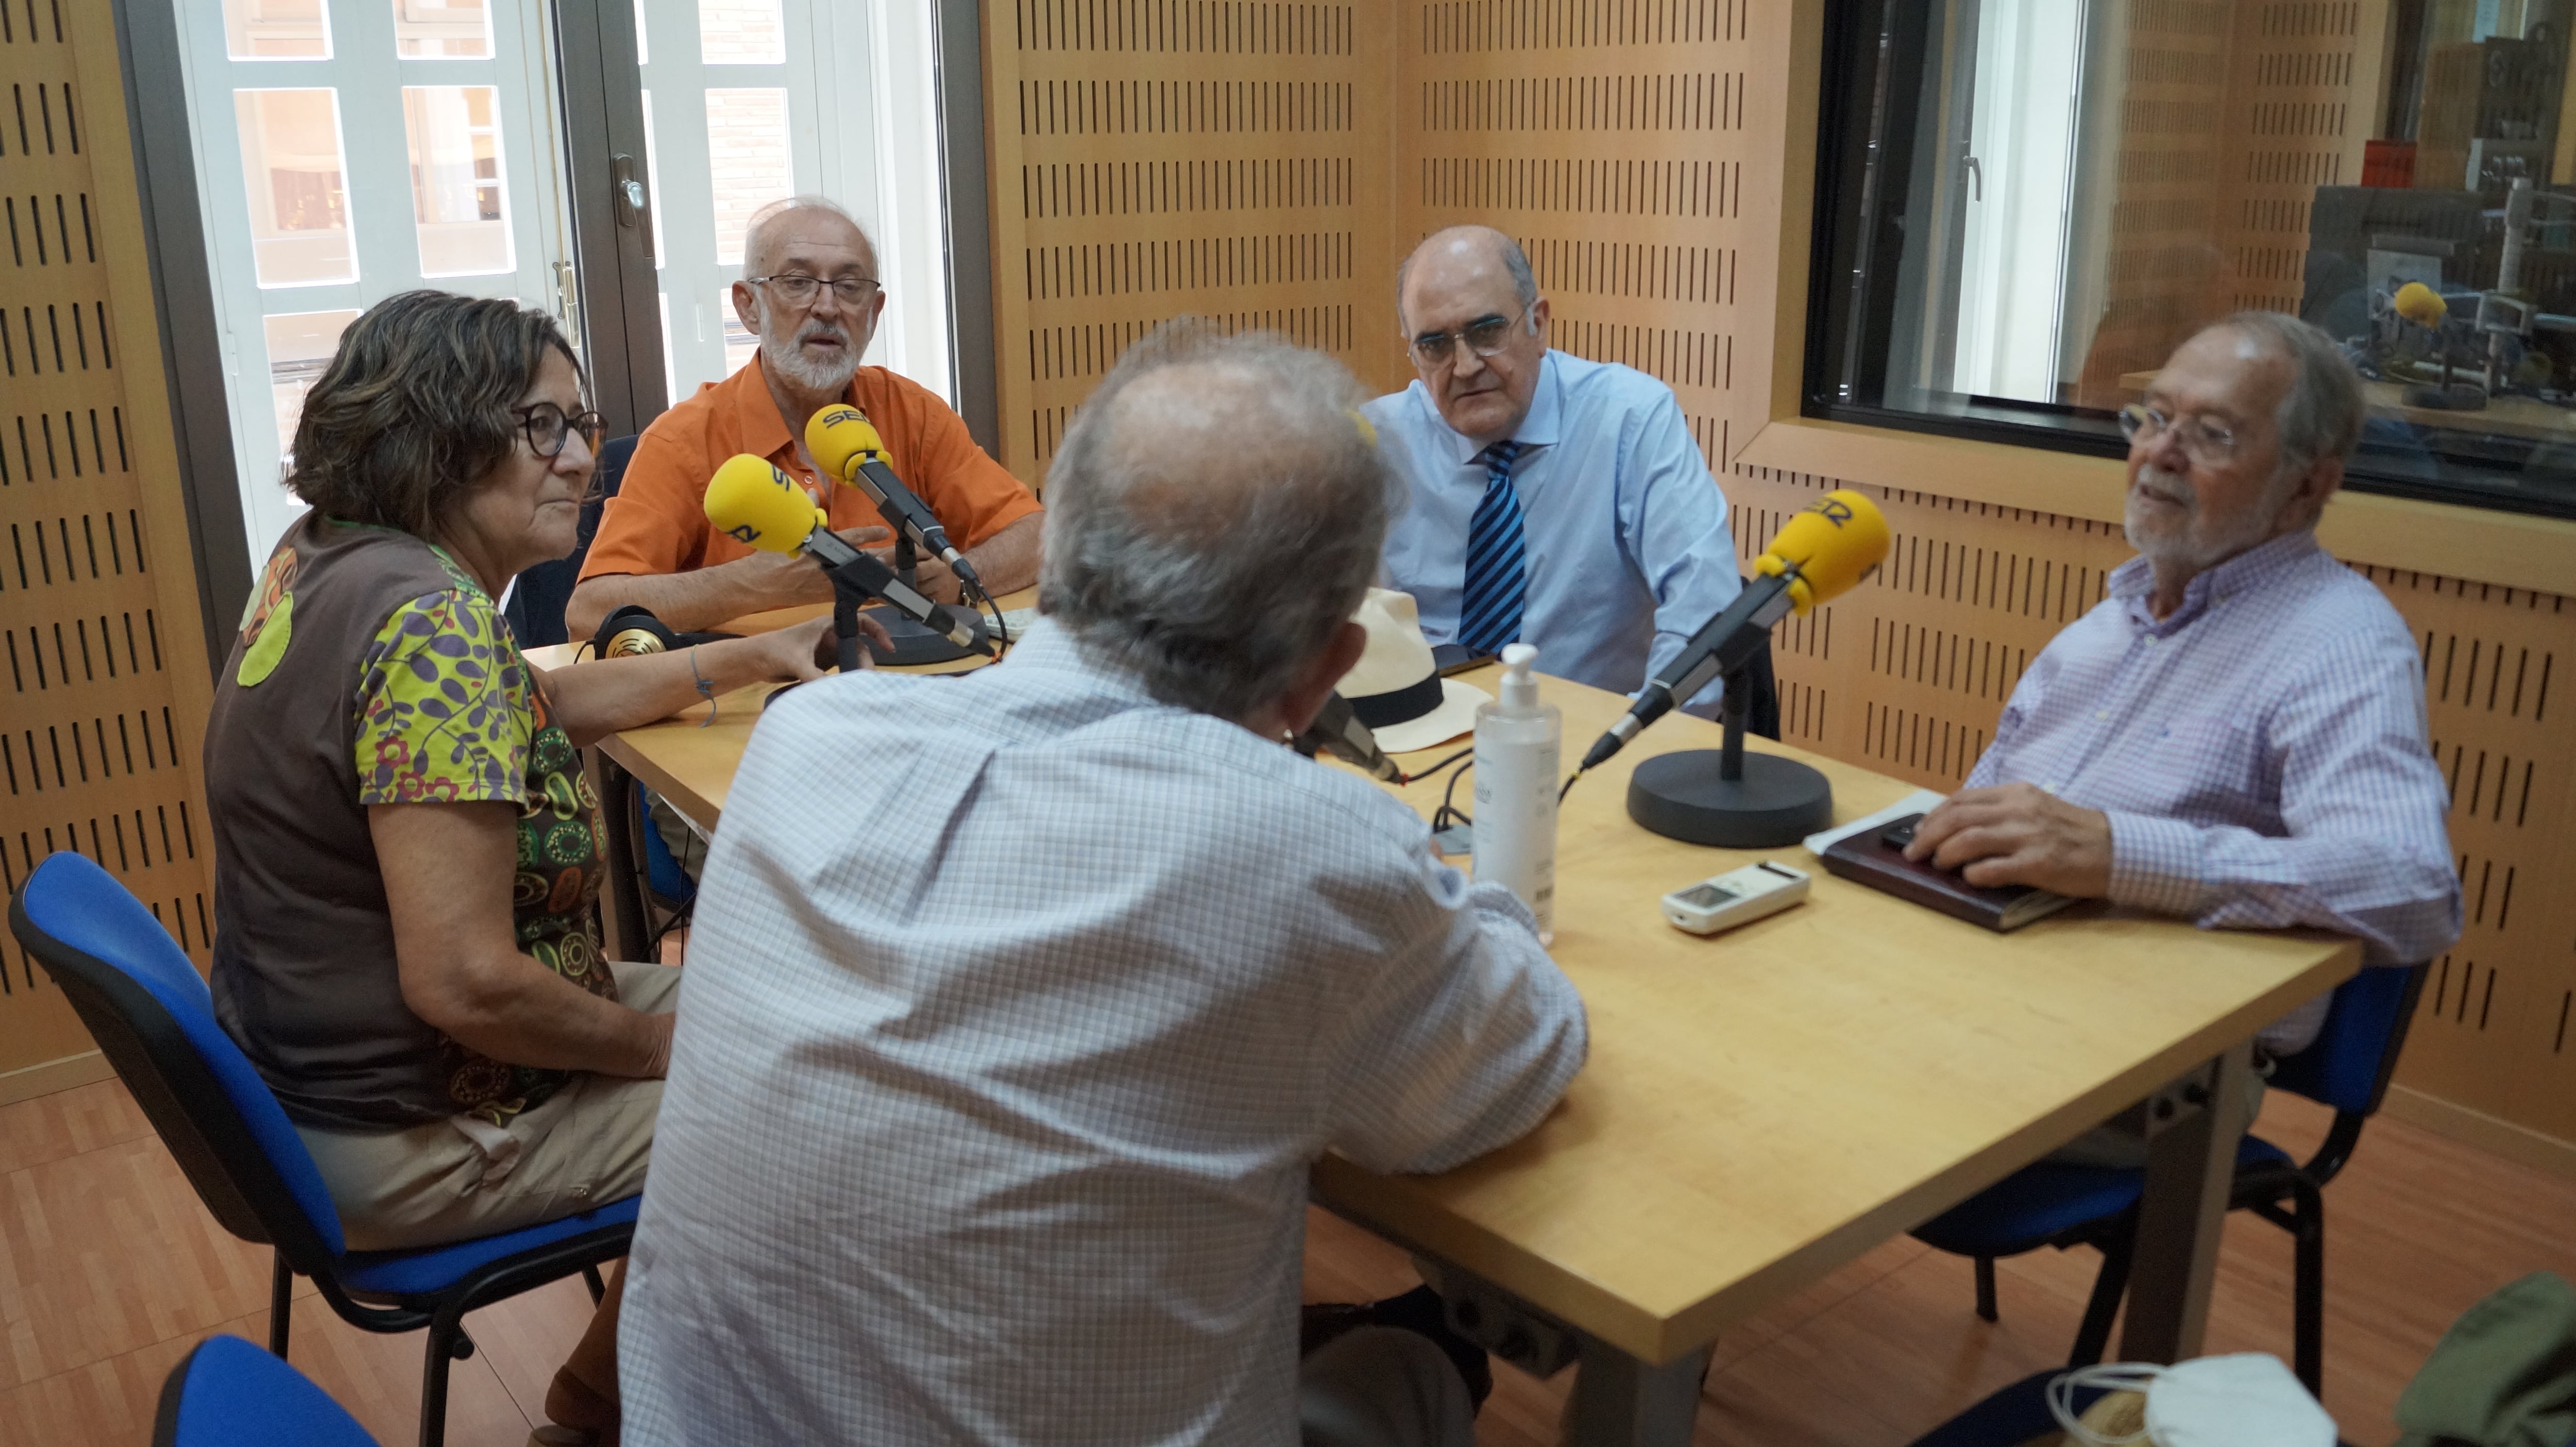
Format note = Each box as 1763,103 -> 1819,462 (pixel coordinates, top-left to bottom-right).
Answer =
2117,403 -> 2240,466
511,401 -> 605,460
1408,307 -> 1530,369
747,273 -> 882,309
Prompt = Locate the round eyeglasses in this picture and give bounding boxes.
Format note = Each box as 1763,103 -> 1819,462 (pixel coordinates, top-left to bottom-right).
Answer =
747,273 -> 883,309
1408,307 -> 1530,370
2117,403 -> 2240,467
511,402 -> 605,461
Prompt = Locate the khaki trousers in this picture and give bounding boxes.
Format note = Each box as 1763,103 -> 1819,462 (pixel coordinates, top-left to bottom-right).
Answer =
297,960 -> 680,1252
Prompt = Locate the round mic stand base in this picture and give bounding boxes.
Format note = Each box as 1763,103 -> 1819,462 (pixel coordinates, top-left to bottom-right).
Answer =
1624,666 -> 1832,847
861,604 -> 988,666
1626,750 -> 1834,848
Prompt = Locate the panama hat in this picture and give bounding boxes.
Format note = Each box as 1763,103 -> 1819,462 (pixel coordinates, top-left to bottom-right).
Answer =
1341,588 -> 1488,754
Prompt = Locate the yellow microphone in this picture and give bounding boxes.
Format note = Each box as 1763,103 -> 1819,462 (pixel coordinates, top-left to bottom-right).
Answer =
700,453 -> 991,657
1579,489 -> 1889,772
803,406 -> 979,590
704,454 -> 829,556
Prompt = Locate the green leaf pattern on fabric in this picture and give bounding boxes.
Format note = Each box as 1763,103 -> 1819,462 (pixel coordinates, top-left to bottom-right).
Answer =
352,554 -> 616,1122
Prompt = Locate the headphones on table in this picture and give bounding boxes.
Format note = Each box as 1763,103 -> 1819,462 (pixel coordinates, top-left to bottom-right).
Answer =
585,604 -> 737,661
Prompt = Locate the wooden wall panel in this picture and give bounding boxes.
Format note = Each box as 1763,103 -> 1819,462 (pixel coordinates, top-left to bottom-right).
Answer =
982,0 -> 1398,488
0,3 -> 216,1095
1398,0 -> 1754,466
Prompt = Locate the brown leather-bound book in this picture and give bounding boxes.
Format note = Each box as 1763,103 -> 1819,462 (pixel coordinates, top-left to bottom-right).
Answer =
1816,814 -> 2079,933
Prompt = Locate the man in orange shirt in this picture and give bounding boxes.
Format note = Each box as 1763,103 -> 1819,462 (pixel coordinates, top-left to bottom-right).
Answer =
567,197 -> 1043,640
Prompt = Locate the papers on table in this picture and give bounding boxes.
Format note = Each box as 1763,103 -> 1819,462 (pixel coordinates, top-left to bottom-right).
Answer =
1803,789 -> 1948,858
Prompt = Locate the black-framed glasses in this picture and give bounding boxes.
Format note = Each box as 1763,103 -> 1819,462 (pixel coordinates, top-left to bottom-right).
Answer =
1408,307 -> 1530,369
2117,403 -> 2240,467
747,273 -> 882,309
512,402 -> 605,460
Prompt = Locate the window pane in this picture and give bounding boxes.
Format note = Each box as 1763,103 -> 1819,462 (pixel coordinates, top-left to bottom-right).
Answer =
1809,0 -> 2576,517
705,88 -> 792,265
403,86 -> 513,276
266,309 -> 361,459
234,89 -> 356,288
698,0 -> 784,65
641,89 -> 667,271
223,0 -> 330,60
392,0 -> 494,59
720,286 -> 760,375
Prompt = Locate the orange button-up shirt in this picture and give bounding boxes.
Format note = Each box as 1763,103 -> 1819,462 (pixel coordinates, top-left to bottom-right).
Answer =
578,360 -> 1041,582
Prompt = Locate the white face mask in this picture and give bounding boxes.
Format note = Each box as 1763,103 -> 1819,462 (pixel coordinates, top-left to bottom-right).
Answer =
2051,1355 -> 2337,1447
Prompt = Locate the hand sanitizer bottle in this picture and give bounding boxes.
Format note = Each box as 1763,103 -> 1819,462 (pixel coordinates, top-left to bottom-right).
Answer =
1473,643 -> 1562,945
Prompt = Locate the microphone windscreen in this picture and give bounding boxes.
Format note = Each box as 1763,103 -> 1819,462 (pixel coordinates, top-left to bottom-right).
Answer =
804,405 -> 884,481
704,453 -> 824,556
1754,489 -> 1890,612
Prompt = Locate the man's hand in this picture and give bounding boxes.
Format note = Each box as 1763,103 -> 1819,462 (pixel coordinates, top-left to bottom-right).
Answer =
739,524 -> 895,611
1903,783 -> 2114,897
868,547 -> 959,604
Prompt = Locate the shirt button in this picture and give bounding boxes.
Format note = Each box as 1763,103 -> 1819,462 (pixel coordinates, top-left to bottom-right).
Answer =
2095,710 -> 2108,720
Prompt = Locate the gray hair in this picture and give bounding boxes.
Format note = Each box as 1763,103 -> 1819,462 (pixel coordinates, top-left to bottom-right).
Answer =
1395,226 -> 1538,333
741,196 -> 873,282
2212,310 -> 2366,471
1039,320 -> 1391,721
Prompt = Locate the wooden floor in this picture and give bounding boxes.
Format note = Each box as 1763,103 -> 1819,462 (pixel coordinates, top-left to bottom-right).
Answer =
4,1076 -> 2569,1445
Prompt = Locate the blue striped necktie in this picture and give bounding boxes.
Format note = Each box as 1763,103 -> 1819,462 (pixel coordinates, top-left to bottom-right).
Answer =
1458,439 -> 1526,654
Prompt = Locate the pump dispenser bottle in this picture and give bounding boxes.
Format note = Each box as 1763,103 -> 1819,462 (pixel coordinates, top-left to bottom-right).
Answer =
1473,643 -> 1562,944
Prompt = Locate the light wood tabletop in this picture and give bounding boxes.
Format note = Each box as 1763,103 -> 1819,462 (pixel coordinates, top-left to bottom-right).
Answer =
563,638 -> 2358,1375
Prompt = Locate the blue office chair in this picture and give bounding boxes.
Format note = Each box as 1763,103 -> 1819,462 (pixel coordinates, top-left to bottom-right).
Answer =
8,851 -> 639,1447
1910,962 -> 2429,1399
155,1334 -> 378,1447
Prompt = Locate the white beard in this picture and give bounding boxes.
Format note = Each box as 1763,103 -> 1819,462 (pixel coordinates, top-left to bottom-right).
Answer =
2125,463 -> 2284,573
758,304 -> 862,396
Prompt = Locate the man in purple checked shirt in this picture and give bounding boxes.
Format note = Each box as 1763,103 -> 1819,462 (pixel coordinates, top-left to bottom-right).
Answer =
1905,313 -> 2461,1154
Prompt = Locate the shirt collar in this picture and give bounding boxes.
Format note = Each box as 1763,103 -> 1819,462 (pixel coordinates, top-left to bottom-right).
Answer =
990,617 -> 1164,709
722,356 -> 801,466
2111,528 -> 2323,633
1426,349 -> 1564,467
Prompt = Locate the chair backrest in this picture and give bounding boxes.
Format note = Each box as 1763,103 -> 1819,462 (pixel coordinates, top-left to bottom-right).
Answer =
8,851 -> 348,1262
2267,962 -> 2430,1116
155,1334 -> 378,1447
504,432 -> 640,648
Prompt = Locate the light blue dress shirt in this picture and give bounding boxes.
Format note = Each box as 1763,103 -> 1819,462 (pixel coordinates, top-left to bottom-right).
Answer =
620,621 -> 1587,1447
1365,349 -> 1744,716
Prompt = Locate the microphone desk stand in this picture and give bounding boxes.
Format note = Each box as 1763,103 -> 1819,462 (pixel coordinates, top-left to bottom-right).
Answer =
827,533 -> 987,670
1625,666 -> 1834,848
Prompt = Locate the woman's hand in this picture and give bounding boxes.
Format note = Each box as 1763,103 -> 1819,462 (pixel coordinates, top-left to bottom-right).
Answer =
762,612 -> 892,677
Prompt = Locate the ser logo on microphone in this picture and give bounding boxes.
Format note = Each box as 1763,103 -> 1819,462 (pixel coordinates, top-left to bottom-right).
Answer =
1816,497 -> 1856,526
723,523 -> 760,545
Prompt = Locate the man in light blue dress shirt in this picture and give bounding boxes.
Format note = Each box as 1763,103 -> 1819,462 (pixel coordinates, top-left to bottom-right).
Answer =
1364,226 -> 1743,716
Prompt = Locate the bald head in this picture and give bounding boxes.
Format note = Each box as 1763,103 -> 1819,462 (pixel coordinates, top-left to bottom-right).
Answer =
741,196 -> 875,282
1396,226 -> 1550,445
1397,226 -> 1535,333
1041,322 -> 1391,721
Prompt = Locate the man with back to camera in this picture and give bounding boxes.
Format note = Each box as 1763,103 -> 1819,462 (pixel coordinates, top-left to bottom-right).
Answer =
1905,313 -> 2461,1154
565,196 -> 1042,642
616,323 -> 1589,1446
1364,225 -> 1743,716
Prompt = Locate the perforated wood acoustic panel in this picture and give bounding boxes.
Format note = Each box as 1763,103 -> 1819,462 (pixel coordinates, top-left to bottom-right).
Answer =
0,1 -> 217,1091
982,1 -> 1398,489
1399,0 -> 1752,466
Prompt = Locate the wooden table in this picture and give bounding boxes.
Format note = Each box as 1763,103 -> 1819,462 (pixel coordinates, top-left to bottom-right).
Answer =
545,636 -> 2358,1446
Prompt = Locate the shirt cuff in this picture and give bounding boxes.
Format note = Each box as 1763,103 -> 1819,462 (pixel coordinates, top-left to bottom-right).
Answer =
2105,811 -> 2206,917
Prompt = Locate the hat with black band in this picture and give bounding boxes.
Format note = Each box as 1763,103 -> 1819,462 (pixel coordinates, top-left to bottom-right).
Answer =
1340,588 -> 1488,754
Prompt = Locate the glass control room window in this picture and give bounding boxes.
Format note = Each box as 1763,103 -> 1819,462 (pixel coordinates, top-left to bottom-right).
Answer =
1811,0 -> 2576,519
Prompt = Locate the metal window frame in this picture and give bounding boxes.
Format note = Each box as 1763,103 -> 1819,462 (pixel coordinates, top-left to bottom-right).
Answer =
110,0 -> 256,680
